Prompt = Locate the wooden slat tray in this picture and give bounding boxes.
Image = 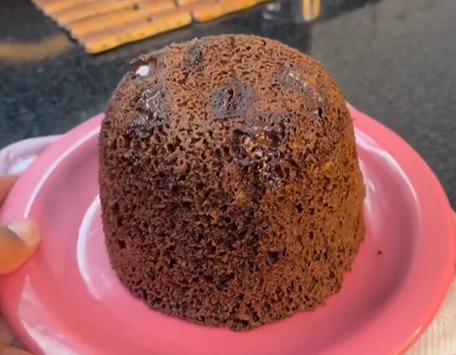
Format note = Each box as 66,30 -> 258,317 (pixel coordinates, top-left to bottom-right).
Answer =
31,0 -> 275,54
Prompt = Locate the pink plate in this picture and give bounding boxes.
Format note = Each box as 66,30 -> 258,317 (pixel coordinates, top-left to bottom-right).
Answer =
0,107 -> 455,355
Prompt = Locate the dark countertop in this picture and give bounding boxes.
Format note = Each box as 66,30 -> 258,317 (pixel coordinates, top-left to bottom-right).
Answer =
1,0 -> 455,205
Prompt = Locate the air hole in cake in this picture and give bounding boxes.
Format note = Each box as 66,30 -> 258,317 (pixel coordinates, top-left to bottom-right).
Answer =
267,251 -> 279,264
153,297 -> 163,306
224,234 -> 237,250
191,276 -> 200,284
108,138 -> 118,149
323,250 -> 328,260
222,146 -> 230,156
199,215 -> 211,225
246,259 -> 255,271
217,273 -> 235,291
214,148 -> 222,159
250,147 -> 263,160
322,177 -> 330,189
252,312 -> 260,323
318,108 -> 323,118
203,275 -> 213,283
296,202 -> 303,213
115,217 -> 123,227
247,233 -> 259,246
274,165 -> 284,178
118,240 -> 126,249
206,245 -> 216,255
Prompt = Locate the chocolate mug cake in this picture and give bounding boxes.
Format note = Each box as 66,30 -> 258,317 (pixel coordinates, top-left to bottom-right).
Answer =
98,35 -> 365,331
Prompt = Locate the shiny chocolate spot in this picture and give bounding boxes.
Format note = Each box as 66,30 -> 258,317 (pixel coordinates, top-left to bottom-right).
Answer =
250,114 -> 286,149
131,55 -> 158,77
282,67 -> 320,98
255,128 -> 282,149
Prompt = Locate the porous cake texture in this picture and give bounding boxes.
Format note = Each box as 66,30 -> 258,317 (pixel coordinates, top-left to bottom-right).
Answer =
99,35 -> 365,331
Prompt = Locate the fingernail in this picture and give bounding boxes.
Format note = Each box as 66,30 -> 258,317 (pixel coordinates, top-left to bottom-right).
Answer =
0,345 -> 34,355
0,316 -> 13,345
7,219 -> 40,246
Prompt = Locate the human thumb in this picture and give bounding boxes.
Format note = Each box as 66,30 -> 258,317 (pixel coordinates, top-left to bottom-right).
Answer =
0,219 -> 40,275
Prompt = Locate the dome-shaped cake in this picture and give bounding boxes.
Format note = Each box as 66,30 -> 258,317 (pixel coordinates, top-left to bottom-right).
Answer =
99,35 -> 365,331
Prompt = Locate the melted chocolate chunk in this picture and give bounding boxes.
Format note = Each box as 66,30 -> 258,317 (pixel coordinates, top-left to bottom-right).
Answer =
185,44 -> 204,70
131,55 -> 158,77
137,83 -> 168,123
282,67 -> 319,95
125,116 -> 159,140
211,82 -> 254,119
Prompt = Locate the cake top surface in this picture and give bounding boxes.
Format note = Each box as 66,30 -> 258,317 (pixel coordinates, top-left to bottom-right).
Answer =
103,34 -> 350,188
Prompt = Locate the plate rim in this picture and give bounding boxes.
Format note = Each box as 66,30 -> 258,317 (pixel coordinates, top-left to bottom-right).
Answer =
0,107 -> 454,355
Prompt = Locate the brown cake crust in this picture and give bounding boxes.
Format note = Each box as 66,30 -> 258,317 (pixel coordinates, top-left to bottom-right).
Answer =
99,35 -> 365,331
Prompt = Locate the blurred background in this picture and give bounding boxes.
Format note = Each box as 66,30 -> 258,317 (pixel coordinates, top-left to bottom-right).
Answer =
0,0 -> 455,205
